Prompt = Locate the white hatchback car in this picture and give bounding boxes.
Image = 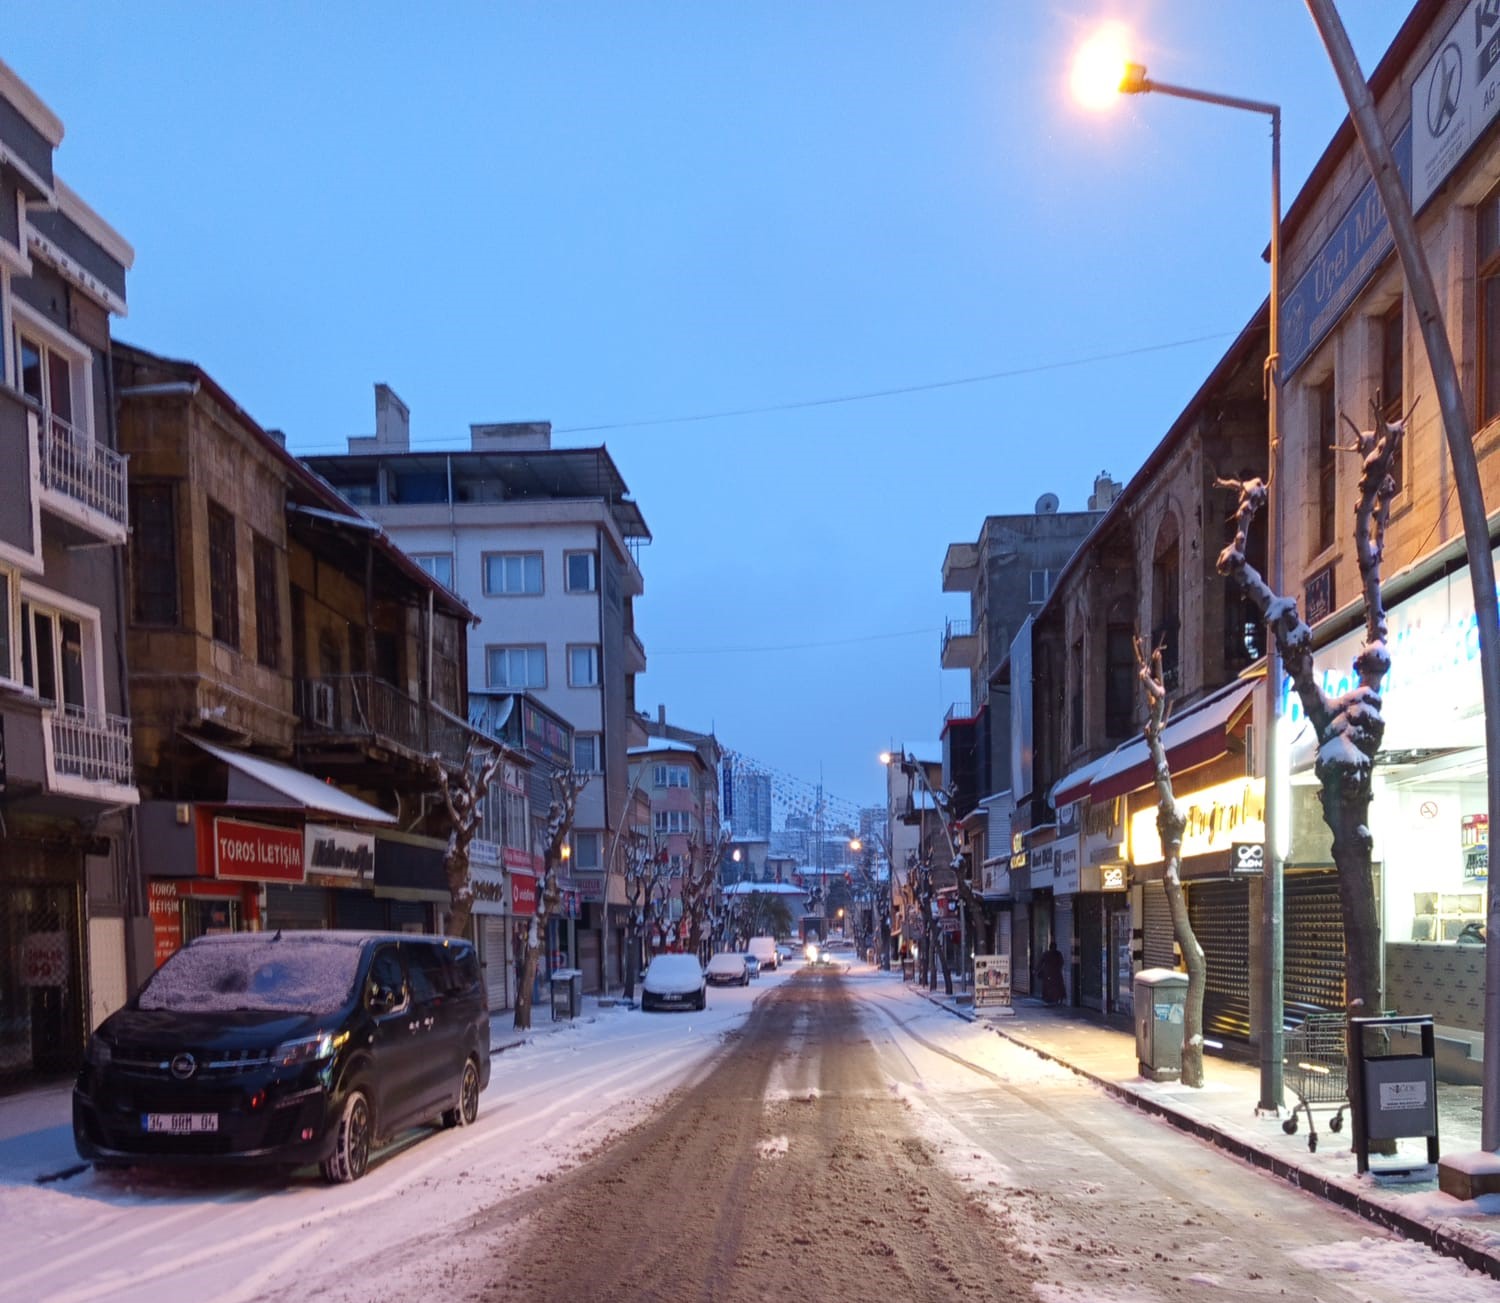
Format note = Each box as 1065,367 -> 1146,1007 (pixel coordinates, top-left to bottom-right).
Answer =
641,954 -> 707,1011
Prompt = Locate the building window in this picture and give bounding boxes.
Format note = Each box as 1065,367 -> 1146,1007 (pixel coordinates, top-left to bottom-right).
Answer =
253,535 -> 280,669
129,482 -> 179,626
568,644 -> 599,687
1315,378 -> 1337,555
1029,570 -> 1052,604
654,810 -> 691,834
1380,299 -> 1404,492
572,832 -> 600,869
566,551 -> 598,593
1070,637 -> 1084,749
1481,182 -> 1500,427
19,599 -> 88,711
487,645 -> 547,689
1151,526 -> 1181,691
0,570 -> 12,682
412,553 -> 454,589
483,552 -> 542,596
1104,624 -> 1135,740
208,501 -> 240,649
654,764 -> 691,788
573,734 -> 599,772
14,318 -> 87,441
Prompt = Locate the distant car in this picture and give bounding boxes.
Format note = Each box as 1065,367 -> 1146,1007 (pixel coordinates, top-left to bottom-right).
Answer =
822,938 -> 858,967
705,953 -> 750,986
742,953 -> 762,979
776,943 -> 793,964
641,954 -> 706,1011
747,936 -> 779,971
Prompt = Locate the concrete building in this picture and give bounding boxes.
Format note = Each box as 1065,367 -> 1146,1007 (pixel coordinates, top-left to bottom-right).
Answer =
0,61 -> 139,1087
303,400 -> 650,994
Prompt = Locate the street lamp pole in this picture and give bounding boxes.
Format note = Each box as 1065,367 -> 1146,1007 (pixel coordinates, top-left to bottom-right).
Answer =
1115,61 -> 1287,1114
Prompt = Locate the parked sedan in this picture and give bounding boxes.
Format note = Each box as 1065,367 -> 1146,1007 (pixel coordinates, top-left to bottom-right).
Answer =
705,953 -> 750,987
641,954 -> 707,1011
741,953 -> 762,979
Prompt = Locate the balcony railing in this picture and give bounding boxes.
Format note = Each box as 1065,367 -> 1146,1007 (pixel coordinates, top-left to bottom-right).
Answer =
945,701 -> 974,723
296,674 -> 468,766
49,705 -> 134,788
39,412 -> 128,530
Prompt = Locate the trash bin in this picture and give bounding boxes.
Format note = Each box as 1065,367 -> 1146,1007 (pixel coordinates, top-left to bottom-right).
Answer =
1349,1013 -> 1440,1175
901,957 -> 915,981
549,967 -> 583,1020
1134,968 -> 1188,1082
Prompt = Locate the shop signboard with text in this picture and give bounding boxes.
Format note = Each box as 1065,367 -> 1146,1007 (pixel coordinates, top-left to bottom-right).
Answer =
213,818 -> 304,883
303,824 -> 374,880
1130,778 -> 1265,867
1054,838 -> 1080,896
510,869 -> 538,916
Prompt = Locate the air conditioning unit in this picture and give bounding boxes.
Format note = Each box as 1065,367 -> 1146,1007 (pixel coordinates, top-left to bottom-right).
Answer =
308,682 -> 334,727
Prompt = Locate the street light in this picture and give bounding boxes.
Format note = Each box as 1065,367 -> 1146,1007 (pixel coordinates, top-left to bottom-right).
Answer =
1074,33 -> 1287,1113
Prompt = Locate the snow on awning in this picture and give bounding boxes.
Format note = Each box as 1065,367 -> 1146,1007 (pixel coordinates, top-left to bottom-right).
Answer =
1050,755 -> 1107,809
723,881 -> 805,896
193,739 -> 397,824
1087,680 -> 1255,804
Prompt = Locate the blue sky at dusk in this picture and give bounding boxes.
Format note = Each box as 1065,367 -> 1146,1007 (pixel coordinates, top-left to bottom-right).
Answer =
9,2 -> 1414,817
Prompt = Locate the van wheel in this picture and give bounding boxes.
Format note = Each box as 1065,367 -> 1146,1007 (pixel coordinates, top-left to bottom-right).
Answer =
321,1089 -> 372,1183
443,1057 -> 481,1129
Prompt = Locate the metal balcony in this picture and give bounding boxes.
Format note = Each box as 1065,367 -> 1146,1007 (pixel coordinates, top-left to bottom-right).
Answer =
48,705 -> 134,789
295,675 -> 469,767
38,412 -> 128,537
941,618 -> 979,670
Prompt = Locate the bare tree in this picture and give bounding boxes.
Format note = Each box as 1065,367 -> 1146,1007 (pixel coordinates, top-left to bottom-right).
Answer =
427,741 -> 506,941
1217,398 -> 1405,1026
619,830 -> 674,996
513,766 -> 588,1031
1134,636 -> 1208,1088
681,829 -> 730,957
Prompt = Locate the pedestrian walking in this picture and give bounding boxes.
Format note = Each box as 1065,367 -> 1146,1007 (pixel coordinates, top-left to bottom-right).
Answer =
1037,941 -> 1066,1005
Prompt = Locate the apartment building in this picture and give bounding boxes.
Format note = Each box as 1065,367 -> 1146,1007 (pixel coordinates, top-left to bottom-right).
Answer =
0,61 -> 138,1087
303,395 -> 651,993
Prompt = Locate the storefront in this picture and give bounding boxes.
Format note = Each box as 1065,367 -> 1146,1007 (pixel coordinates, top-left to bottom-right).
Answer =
1288,550 -> 1497,1074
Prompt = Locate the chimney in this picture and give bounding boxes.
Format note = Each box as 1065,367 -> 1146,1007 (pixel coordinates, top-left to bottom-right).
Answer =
264,428 -> 287,449
470,421 -> 552,452
657,705 -> 667,726
1089,471 -> 1123,511
374,384 -> 410,450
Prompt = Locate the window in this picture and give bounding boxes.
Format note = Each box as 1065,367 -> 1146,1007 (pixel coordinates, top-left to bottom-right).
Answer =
129,482 -> 179,626
253,535 -> 280,669
1069,638 -> 1084,749
1315,379 -> 1337,555
654,811 -> 691,834
566,551 -> 597,593
1029,570 -> 1052,604
207,501 -> 240,649
15,323 -> 85,440
0,571 -> 12,682
1380,299 -> 1404,492
572,832 -> 600,869
568,644 -> 599,687
19,599 -> 88,710
1151,524 -> 1181,691
1481,182 -> 1500,427
487,644 -> 546,689
1104,624 -> 1135,740
573,734 -> 599,772
483,552 -> 542,596
654,764 -> 691,788
412,553 -> 454,589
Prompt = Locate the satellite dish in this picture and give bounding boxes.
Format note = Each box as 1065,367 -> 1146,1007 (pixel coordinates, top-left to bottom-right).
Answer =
1035,492 -> 1060,515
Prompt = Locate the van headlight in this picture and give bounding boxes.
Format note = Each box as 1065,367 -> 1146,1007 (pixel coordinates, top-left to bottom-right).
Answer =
275,1033 -> 336,1066
86,1035 -> 112,1067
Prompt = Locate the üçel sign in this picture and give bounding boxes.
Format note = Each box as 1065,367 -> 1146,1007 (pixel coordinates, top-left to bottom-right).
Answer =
214,817 -> 304,883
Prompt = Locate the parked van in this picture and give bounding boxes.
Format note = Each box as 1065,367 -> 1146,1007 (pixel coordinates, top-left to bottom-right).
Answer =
747,936 -> 779,971
72,931 -> 490,1183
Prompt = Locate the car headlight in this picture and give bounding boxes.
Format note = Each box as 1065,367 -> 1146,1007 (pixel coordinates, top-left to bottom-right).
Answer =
86,1036 -> 112,1068
275,1033 -> 336,1066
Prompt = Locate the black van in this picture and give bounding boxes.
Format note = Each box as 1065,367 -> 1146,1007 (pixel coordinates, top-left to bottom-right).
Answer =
73,930 -> 490,1182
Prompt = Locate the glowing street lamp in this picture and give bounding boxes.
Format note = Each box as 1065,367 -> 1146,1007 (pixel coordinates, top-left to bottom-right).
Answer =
1071,29 -> 1286,1113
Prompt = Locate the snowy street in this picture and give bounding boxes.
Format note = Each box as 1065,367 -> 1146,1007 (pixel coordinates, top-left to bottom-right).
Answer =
4,962 -> 1498,1302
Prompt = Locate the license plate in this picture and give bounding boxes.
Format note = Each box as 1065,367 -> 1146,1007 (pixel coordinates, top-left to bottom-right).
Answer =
143,1112 -> 218,1134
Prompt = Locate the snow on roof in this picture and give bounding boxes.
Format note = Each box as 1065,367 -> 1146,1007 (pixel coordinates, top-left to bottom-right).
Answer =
628,736 -> 701,756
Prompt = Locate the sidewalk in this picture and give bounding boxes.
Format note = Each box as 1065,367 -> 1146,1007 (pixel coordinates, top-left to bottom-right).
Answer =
901,973 -> 1500,1280
0,995 -> 616,1187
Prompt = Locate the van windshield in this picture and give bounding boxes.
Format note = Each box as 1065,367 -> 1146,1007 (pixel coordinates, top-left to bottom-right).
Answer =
139,938 -> 364,1015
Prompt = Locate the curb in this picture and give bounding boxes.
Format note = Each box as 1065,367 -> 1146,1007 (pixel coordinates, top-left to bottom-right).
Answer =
912,986 -> 1500,1283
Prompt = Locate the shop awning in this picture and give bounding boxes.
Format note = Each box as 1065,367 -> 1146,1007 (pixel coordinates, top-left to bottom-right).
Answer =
1087,680 -> 1255,804
193,739 -> 397,824
1050,755 -> 1107,809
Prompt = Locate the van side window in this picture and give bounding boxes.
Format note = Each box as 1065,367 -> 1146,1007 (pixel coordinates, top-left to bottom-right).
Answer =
447,946 -> 481,995
405,945 -> 448,1003
368,946 -> 407,1011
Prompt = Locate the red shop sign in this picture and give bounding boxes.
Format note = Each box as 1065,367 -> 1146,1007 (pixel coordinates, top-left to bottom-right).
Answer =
511,869 -> 537,917
214,817 -> 304,883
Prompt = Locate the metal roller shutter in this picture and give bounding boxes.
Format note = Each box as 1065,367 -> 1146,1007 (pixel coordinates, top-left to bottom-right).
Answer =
334,891 -> 387,931
1078,896 -> 1104,1009
1186,879 -> 1251,1040
482,916 -> 510,1009
577,927 -> 601,993
1012,902 -> 1031,996
264,886 -> 329,931
1055,897 -> 1075,1006
1141,882 -> 1176,970
1284,870 -> 1344,1021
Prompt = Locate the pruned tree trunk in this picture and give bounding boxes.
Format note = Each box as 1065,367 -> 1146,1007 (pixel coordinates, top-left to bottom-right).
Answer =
1135,636 -> 1207,1088
428,742 -> 506,941
513,767 -> 588,1032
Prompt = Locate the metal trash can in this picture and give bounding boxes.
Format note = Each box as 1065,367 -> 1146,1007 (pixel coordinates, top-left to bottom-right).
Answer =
1134,968 -> 1188,1081
549,967 -> 583,1020
1349,1013 -> 1439,1174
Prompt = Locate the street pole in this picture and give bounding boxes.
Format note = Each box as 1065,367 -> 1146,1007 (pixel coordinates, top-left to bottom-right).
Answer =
1117,63 -> 1286,1112
1305,0 -> 1500,1151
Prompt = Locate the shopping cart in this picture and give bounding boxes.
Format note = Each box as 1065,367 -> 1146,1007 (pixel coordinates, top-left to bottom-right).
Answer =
1281,1012 -> 1348,1152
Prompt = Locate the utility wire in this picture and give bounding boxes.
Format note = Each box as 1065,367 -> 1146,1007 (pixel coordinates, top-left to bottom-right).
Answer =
651,626 -> 935,656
